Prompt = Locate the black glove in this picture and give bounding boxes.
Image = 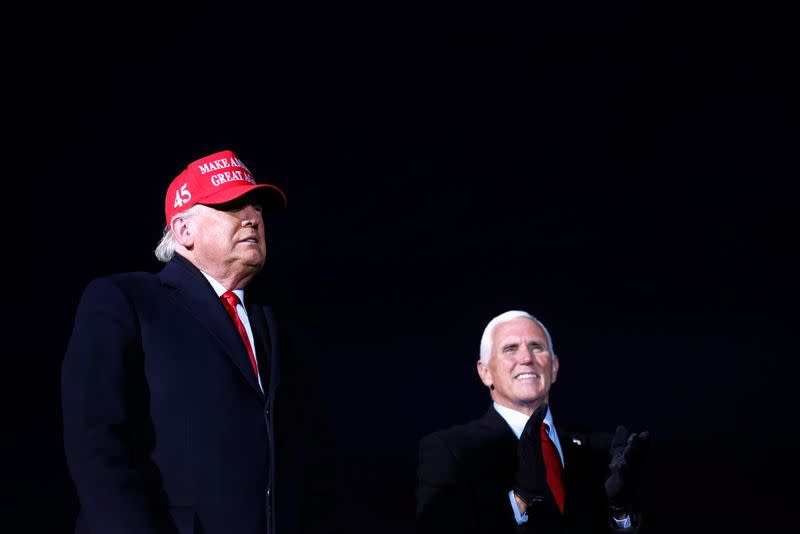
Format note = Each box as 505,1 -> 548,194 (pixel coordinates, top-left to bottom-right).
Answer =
605,425 -> 650,510
513,404 -> 549,509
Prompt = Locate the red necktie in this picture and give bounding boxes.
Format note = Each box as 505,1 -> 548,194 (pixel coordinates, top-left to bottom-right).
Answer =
220,291 -> 259,378
541,423 -> 566,514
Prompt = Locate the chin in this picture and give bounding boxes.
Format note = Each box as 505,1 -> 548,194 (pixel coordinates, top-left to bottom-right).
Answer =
515,383 -> 543,396
517,391 -> 546,404
243,251 -> 266,264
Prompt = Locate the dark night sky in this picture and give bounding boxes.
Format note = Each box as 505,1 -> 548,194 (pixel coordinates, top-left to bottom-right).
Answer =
4,1 -> 799,532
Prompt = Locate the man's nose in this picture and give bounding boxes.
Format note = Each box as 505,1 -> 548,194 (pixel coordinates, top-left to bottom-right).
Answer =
516,347 -> 534,363
240,205 -> 262,226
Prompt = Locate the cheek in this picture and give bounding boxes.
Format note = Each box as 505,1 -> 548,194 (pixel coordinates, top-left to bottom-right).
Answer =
546,363 -> 557,382
501,366 -> 518,382
496,357 -> 514,373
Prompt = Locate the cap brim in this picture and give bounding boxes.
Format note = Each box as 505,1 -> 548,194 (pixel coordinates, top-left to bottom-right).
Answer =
199,183 -> 287,212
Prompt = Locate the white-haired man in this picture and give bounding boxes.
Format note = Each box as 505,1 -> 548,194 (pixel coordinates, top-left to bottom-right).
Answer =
62,149 -> 337,534
416,310 -> 649,534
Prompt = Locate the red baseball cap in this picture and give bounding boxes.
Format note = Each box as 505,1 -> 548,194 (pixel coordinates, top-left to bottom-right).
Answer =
164,149 -> 286,224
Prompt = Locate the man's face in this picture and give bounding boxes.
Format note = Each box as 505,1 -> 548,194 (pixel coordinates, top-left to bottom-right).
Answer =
186,199 -> 267,279
477,317 -> 559,415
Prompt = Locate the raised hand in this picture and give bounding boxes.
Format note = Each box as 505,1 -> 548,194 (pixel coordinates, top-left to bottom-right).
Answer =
605,425 -> 650,509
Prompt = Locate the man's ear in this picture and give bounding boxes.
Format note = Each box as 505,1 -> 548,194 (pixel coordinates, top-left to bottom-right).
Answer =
477,360 -> 493,389
551,354 -> 560,385
172,215 -> 194,248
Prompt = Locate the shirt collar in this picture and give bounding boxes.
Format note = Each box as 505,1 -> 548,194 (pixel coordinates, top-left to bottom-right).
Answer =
200,271 -> 246,305
493,402 -> 556,439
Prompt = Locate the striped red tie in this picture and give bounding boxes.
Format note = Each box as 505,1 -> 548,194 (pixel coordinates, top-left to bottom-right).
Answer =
541,423 -> 565,513
220,291 -> 259,378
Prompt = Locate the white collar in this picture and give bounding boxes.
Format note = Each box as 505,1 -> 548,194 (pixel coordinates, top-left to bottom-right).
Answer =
200,271 -> 246,305
493,402 -> 556,439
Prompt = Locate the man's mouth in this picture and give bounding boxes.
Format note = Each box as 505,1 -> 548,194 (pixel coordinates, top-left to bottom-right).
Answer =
515,372 -> 539,381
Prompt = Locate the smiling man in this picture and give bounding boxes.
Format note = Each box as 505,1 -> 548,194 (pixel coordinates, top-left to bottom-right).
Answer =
62,149 -> 337,534
476,313 -> 559,417
416,310 -> 650,534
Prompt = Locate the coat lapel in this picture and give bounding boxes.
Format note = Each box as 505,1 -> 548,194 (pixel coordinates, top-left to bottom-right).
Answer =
556,425 -> 592,518
476,407 -> 519,481
478,407 -> 519,448
260,302 -> 281,407
158,255 -> 264,398
246,299 -> 280,404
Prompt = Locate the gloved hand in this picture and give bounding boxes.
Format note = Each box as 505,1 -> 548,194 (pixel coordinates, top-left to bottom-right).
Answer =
605,425 -> 650,510
512,403 -> 549,509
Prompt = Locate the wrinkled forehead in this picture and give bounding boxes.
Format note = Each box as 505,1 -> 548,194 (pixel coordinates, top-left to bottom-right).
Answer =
492,317 -> 547,345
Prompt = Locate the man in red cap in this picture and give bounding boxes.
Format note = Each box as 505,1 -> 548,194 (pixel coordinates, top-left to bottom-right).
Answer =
62,150 -> 336,534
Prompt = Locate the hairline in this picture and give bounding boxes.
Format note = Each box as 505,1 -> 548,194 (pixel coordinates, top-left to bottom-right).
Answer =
154,204 -> 202,263
479,310 -> 556,365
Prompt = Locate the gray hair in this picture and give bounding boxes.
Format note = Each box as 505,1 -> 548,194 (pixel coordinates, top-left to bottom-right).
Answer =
154,205 -> 200,263
479,310 -> 555,365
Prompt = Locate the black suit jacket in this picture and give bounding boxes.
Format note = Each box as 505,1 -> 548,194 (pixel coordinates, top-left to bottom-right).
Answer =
62,255 -> 336,534
417,407 -> 635,534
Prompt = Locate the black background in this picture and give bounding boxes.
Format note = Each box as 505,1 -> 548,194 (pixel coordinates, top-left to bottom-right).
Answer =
4,1 -> 798,532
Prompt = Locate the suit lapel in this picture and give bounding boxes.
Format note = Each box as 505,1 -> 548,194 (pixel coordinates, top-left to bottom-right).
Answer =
246,300 -> 280,404
476,407 -> 519,480
473,408 -> 527,529
159,255 -> 264,398
259,303 -> 281,406
478,407 -> 518,447
556,425 -> 591,518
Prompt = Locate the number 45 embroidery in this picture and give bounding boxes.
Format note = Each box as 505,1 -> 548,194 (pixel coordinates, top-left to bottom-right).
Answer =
174,184 -> 192,208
